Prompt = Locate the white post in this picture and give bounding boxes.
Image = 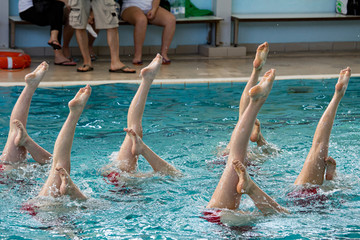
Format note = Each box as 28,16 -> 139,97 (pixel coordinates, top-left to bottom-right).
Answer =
0,0 -> 9,48
214,0 -> 231,47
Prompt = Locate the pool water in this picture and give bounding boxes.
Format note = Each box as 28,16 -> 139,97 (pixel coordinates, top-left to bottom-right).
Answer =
0,78 -> 359,239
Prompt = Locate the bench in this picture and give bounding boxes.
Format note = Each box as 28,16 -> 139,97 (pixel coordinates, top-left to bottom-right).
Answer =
231,13 -> 360,47
9,15 -> 223,49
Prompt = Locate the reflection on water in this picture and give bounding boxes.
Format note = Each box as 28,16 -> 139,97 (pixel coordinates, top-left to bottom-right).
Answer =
0,78 -> 360,239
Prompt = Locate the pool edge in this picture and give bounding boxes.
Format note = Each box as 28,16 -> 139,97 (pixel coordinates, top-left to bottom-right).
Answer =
1,73 -> 359,87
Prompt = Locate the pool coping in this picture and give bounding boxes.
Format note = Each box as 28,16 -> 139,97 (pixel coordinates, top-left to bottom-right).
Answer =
1,73 -> 359,87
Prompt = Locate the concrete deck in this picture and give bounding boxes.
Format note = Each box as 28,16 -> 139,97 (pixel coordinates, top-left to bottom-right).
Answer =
0,51 -> 359,87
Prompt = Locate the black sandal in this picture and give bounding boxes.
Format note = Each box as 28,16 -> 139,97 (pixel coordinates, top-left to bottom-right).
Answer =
77,64 -> 94,72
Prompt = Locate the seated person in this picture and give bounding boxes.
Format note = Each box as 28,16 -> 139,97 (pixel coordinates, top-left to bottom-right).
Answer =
293,67 -> 350,188
121,0 -> 176,65
206,68 -> 288,221
18,0 -> 76,66
0,62 -> 51,172
23,85 -> 91,215
101,54 -> 180,182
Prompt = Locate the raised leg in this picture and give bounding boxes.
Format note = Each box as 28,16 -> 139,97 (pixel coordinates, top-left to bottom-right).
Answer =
124,128 -> 180,176
207,69 -> 275,210
294,67 -> 350,185
233,159 -> 288,215
226,42 -> 269,150
0,62 -> 48,165
13,120 -> 52,164
38,85 -> 91,199
113,54 -> 163,172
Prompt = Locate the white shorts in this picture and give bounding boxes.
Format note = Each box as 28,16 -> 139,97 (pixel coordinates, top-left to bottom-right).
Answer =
121,0 -> 153,15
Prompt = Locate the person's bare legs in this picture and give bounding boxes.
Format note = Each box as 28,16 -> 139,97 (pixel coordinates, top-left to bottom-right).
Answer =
112,54 -> 163,172
62,7 -> 74,59
233,159 -> 288,215
124,128 -> 180,176
325,156 -> 336,180
121,7 -> 148,64
107,28 -> 135,72
38,85 -> 91,200
0,62 -> 48,166
13,120 -> 51,164
207,69 -> 275,210
149,7 -> 176,62
294,67 -> 350,185
50,28 -> 74,65
226,42 -> 269,151
88,24 -> 99,60
75,29 -> 92,71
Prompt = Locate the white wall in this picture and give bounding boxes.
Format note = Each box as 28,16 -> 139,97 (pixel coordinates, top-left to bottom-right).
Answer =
232,0 -> 360,44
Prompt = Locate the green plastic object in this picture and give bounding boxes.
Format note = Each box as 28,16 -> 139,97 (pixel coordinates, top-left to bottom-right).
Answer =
185,0 -> 214,18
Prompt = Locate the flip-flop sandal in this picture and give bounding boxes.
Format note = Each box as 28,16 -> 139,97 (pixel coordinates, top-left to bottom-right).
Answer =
48,41 -> 62,50
132,61 -> 143,66
109,65 -> 136,73
54,60 -> 77,66
77,64 -> 93,72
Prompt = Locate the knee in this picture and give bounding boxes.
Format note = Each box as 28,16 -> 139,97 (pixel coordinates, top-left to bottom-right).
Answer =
134,16 -> 148,29
166,14 -> 176,27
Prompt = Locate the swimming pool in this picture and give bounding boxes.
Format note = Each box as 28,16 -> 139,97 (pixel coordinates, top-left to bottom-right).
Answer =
0,78 -> 359,239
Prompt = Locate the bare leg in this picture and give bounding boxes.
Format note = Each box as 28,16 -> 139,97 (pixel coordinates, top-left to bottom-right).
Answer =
107,28 -> 135,73
226,42 -> 269,150
38,85 -> 91,199
124,128 -> 180,176
294,67 -> 350,185
62,7 -> 74,59
75,29 -> 92,71
112,54 -> 163,173
88,24 -> 99,61
1,62 -> 48,165
149,7 -> 176,62
121,7 -> 148,64
207,69 -> 275,210
13,120 -> 52,164
233,159 -> 288,215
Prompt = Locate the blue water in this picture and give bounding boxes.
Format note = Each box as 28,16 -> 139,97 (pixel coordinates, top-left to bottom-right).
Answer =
0,78 -> 360,239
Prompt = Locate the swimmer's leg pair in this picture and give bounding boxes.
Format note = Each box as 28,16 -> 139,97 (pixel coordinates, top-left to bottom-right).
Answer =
295,67 -> 350,185
207,68 -> 288,215
115,54 -> 163,172
38,85 -> 91,200
124,128 -> 181,176
1,62 -> 51,167
226,43 -> 269,152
